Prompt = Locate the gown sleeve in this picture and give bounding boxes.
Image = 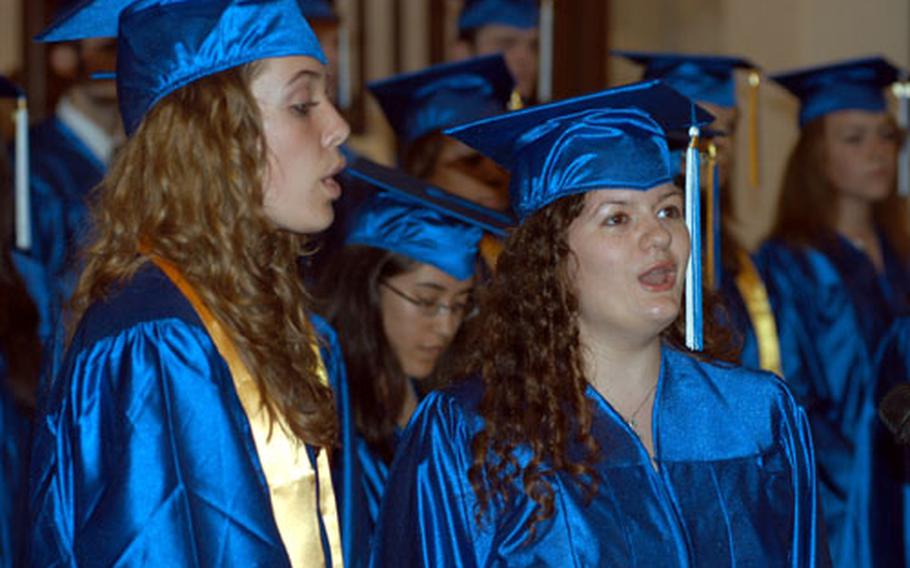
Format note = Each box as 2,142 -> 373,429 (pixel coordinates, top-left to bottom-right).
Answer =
28,318 -> 290,567
371,389 -> 493,568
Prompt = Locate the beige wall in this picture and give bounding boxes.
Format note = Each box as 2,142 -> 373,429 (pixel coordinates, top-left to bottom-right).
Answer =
0,0 -> 22,75
610,0 -> 910,248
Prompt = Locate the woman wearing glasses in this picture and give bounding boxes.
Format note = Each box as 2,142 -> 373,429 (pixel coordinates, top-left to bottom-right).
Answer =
316,159 -> 507,538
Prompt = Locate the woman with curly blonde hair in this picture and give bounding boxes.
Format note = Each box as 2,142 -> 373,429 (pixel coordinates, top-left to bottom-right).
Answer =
372,81 -> 828,566
28,2 -> 355,567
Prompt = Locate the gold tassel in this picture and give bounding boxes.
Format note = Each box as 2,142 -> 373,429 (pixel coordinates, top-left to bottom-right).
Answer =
748,70 -> 761,189
508,89 -> 524,111
705,142 -> 717,290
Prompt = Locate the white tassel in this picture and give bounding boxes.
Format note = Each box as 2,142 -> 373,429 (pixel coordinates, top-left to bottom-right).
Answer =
537,0 -> 554,103
893,79 -> 910,197
14,96 -> 30,250
338,22 -> 351,110
685,126 -> 703,351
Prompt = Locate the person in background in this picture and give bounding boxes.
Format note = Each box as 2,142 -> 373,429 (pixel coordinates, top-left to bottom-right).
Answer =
615,51 -> 781,375
452,0 -> 539,104
372,80 -> 827,567
24,31 -> 122,345
27,1 -> 361,566
758,56 -> 909,567
316,157 -> 510,541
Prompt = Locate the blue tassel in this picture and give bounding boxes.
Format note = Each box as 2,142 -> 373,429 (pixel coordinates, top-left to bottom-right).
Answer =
685,126 -> 703,351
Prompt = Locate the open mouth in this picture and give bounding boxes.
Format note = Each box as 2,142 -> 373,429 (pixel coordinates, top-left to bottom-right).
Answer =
638,262 -> 677,291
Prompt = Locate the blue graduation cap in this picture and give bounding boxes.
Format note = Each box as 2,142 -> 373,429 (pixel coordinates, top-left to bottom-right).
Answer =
368,54 -> 514,147
344,157 -> 513,280
615,51 -> 756,108
1,76 -> 30,250
458,0 -> 539,32
445,79 -> 713,349
771,56 -> 901,126
300,0 -> 338,22
36,0 -> 328,136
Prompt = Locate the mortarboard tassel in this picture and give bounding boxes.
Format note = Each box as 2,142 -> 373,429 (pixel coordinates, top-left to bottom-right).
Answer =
14,96 -> 30,250
747,70 -> 761,189
537,0 -> 554,103
706,141 -> 721,291
894,77 -> 910,197
685,125 -> 703,351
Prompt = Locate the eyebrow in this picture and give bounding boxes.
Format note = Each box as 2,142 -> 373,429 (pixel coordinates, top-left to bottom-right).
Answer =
285,69 -> 324,90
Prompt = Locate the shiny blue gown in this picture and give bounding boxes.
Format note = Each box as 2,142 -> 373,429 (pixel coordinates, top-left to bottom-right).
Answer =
372,345 -> 828,567
22,118 -> 106,344
28,264 -> 365,566
757,234 -> 910,567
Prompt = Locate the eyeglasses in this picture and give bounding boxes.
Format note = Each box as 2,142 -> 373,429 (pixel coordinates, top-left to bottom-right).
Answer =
381,281 -> 476,319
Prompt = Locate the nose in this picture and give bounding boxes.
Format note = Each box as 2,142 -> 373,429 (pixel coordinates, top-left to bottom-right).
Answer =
641,214 -> 672,251
322,102 -> 351,148
431,308 -> 462,342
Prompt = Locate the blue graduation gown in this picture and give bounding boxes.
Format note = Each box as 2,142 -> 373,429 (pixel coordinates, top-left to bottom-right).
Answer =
28,264 -> 363,566
756,234 -> 910,567
372,345 -> 828,567
23,117 -> 106,344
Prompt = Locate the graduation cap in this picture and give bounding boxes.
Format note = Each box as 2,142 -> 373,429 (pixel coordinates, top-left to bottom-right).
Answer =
344,157 -> 514,280
771,56 -> 901,126
36,0 -> 328,136
0,76 -> 29,251
368,54 -> 514,149
300,0 -> 338,22
457,0 -> 539,32
445,79 -> 713,350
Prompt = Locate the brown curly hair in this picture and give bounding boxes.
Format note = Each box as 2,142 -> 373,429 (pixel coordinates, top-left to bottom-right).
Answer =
771,115 -> 910,259
466,191 -> 738,540
68,63 -> 337,448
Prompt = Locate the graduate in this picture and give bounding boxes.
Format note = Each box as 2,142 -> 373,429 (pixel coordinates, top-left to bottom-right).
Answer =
616,51 -> 781,374
316,157 -> 512,540
757,56 -> 910,567
371,80 -> 828,566
27,1 -> 363,566
21,30 -> 121,346
369,54 -> 514,213
453,0 -> 540,103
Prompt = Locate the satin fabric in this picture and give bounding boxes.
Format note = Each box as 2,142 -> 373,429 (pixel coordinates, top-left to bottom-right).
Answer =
28,264 -> 363,566
372,345 -> 828,567
38,0 -> 328,136
0,379 -> 30,568
346,192 -> 484,281
23,117 -> 105,345
756,234 -> 910,567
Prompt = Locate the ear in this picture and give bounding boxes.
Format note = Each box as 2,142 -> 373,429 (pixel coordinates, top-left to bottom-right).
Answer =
450,40 -> 474,62
49,44 -> 80,80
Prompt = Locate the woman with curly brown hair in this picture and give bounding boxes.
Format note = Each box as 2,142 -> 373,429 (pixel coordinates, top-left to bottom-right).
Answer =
371,81 -> 828,566
28,2 -> 356,567
756,57 -> 910,567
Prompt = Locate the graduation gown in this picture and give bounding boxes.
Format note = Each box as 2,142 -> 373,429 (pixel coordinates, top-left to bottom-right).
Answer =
0,378 -> 30,568
756,234 -> 910,567
28,264 -> 363,566
372,345 -> 828,567
24,117 -> 106,344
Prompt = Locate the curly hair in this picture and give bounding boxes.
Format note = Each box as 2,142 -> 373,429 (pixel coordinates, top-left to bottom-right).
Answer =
316,245 -> 417,462
466,191 -> 738,540
771,115 -> 910,259
68,63 -> 337,448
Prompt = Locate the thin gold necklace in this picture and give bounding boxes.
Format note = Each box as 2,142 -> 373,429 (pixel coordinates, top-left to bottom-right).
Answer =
626,381 -> 657,429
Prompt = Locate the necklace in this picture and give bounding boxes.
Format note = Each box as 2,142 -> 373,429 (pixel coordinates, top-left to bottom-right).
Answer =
626,381 -> 657,430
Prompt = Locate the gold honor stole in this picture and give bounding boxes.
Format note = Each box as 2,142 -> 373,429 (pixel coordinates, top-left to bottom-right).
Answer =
733,249 -> 783,377
151,255 -> 343,568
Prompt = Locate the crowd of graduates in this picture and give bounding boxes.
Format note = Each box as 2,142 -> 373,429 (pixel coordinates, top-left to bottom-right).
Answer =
1,0 -> 909,566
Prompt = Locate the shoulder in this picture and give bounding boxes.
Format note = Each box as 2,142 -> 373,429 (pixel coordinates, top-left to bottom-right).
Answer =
668,347 -> 795,407
404,376 -> 486,446
73,264 -> 204,347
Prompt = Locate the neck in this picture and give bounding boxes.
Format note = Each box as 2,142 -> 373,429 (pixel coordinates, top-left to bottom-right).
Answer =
834,192 -> 877,239
581,324 -> 662,401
